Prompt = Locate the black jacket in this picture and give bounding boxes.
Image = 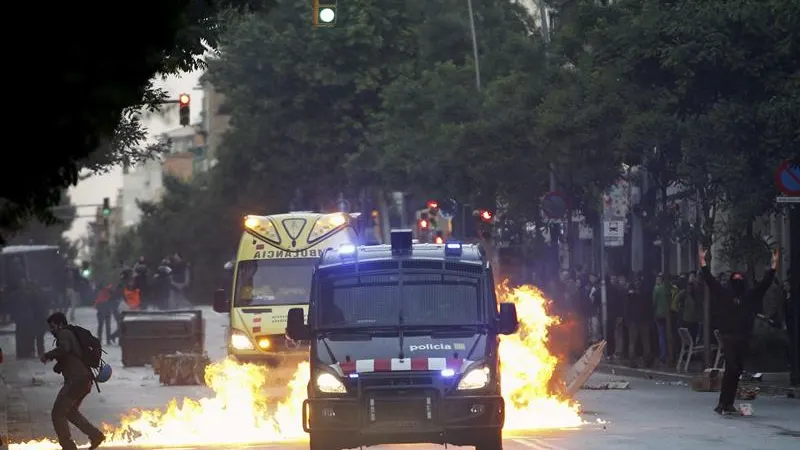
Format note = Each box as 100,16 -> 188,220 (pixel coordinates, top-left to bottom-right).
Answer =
700,266 -> 775,337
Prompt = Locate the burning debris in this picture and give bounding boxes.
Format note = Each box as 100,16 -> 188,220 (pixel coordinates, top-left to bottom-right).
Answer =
10,281 -> 592,449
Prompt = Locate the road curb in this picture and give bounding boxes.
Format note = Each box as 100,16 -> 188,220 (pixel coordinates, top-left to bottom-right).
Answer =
596,363 -> 798,398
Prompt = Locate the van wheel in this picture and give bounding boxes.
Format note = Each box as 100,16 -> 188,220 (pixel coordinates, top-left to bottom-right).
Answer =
474,428 -> 503,450
309,432 -> 338,450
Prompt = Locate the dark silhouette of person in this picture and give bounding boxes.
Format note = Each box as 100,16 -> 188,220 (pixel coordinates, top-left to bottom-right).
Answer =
698,246 -> 778,415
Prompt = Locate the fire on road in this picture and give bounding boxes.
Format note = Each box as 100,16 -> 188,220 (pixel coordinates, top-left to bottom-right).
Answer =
9,282 -> 590,450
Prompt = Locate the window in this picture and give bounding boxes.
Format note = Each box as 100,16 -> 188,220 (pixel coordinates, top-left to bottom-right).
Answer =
234,259 -> 316,307
317,272 -> 482,328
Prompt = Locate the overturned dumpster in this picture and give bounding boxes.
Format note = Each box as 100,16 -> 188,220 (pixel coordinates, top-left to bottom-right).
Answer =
119,309 -> 205,367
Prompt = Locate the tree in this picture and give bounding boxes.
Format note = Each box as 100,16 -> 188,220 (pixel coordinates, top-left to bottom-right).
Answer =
550,0 -> 800,274
133,174 -> 235,301
1,0 -> 274,243
204,0 -> 421,213
348,0 -> 551,222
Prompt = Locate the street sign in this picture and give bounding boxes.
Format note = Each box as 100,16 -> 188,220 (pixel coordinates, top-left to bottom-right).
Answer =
775,160 -> 800,196
603,220 -> 624,247
541,191 -> 568,219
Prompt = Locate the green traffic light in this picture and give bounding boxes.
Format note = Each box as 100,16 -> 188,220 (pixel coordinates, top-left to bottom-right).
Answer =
103,208 -> 111,217
81,269 -> 91,278
319,7 -> 336,24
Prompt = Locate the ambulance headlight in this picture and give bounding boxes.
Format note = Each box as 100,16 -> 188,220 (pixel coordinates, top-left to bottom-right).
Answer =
316,372 -> 347,394
457,366 -> 491,390
230,330 -> 254,350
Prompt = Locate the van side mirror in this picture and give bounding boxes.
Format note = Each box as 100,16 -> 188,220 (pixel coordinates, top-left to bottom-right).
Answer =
286,307 -> 310,341
213,289 -> 230,313
498,303 -> 519,335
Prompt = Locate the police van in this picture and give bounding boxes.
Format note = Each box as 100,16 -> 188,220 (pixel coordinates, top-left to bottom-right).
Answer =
286,230 -> 519,450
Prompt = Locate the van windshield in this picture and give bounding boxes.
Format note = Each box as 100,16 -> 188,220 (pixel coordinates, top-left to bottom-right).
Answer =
316,272 -> 482,328
234,259 -> 316,307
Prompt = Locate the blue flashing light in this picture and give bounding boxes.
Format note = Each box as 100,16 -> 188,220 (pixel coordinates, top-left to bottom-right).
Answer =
339,244 -> 357,257
440,368 -> 455,377
348,373 -> 359,379
444,240 -> 463,257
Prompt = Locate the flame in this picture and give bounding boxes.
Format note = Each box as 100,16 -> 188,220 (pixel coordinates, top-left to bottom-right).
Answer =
496,281 -> 584,430
10,280 -> 583,449
9,360 -> 310,449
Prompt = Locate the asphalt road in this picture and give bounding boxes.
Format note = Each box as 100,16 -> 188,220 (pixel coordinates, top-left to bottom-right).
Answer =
4,308 -> 799,450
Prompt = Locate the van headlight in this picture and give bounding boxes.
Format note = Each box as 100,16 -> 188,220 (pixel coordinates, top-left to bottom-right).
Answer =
316,372 -> 347,394
457,366 -> 491,390
230,330 -> 254,350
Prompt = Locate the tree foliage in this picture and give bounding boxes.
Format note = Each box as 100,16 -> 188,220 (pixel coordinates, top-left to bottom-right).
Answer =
1,0 -> 275,243
108,0 -> 800,280
547,0 -> 799,268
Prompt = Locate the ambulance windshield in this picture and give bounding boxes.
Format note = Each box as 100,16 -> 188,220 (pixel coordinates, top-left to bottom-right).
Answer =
234,259 -> 316,306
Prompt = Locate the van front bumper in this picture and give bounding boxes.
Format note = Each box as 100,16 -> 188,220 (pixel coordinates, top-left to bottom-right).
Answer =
302,394 -> 504,446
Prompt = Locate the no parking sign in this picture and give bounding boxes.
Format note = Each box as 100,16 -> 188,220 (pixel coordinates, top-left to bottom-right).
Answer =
775,160 -> 800,203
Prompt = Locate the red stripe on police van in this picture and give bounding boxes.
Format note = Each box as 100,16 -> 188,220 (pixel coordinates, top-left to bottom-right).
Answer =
411,358 -> 428,371
335,358 -> 468,375
339,360 -> 356,374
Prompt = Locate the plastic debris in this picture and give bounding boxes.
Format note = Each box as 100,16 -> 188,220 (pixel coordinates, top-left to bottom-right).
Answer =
583,381 -> 631,390
738,403 -> 754,416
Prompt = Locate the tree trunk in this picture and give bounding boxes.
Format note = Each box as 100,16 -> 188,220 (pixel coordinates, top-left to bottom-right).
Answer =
660,185 -> 675,364
700,193 -> 716,368
745,221 -> 756,282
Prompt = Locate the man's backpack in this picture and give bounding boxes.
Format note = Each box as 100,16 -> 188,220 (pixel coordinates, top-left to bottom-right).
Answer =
67,325 -> 103,369
67,325 -> 106,392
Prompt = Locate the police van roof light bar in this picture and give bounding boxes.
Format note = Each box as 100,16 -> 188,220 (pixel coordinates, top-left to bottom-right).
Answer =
390,229 -> 413,255
444,240 -> 463,256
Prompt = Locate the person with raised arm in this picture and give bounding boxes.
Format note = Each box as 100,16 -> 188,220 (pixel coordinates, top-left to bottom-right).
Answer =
698,245 -> 779,415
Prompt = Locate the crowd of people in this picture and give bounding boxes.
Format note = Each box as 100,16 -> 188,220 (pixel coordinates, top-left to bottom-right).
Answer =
1,253 -> 191,359
537,252 -> 792,370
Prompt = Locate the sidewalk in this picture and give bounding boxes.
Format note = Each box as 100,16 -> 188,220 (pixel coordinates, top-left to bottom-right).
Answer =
596,361 -> 798,398
0,333 -> 34,442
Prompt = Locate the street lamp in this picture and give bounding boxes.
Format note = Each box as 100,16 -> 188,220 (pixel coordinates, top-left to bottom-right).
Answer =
466,0 -> 481,91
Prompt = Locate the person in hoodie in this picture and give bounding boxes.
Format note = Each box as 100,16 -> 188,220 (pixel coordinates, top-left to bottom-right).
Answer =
699,245 -> 778,415
40,312 -> 105,450
152,259 -> 173,310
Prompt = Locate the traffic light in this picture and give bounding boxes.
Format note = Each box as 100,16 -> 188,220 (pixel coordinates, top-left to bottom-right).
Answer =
178,93 -> 190,126
102,197 -> 111,217
477,209 -> 494,223
80,261 -> 91,278
313,0 -> 337,27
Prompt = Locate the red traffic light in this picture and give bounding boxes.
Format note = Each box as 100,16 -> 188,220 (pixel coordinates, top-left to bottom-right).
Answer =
418,219 -> 429,229
179,94 -> 190,106
480,210 -> 493,221
426,200 -> 439,209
